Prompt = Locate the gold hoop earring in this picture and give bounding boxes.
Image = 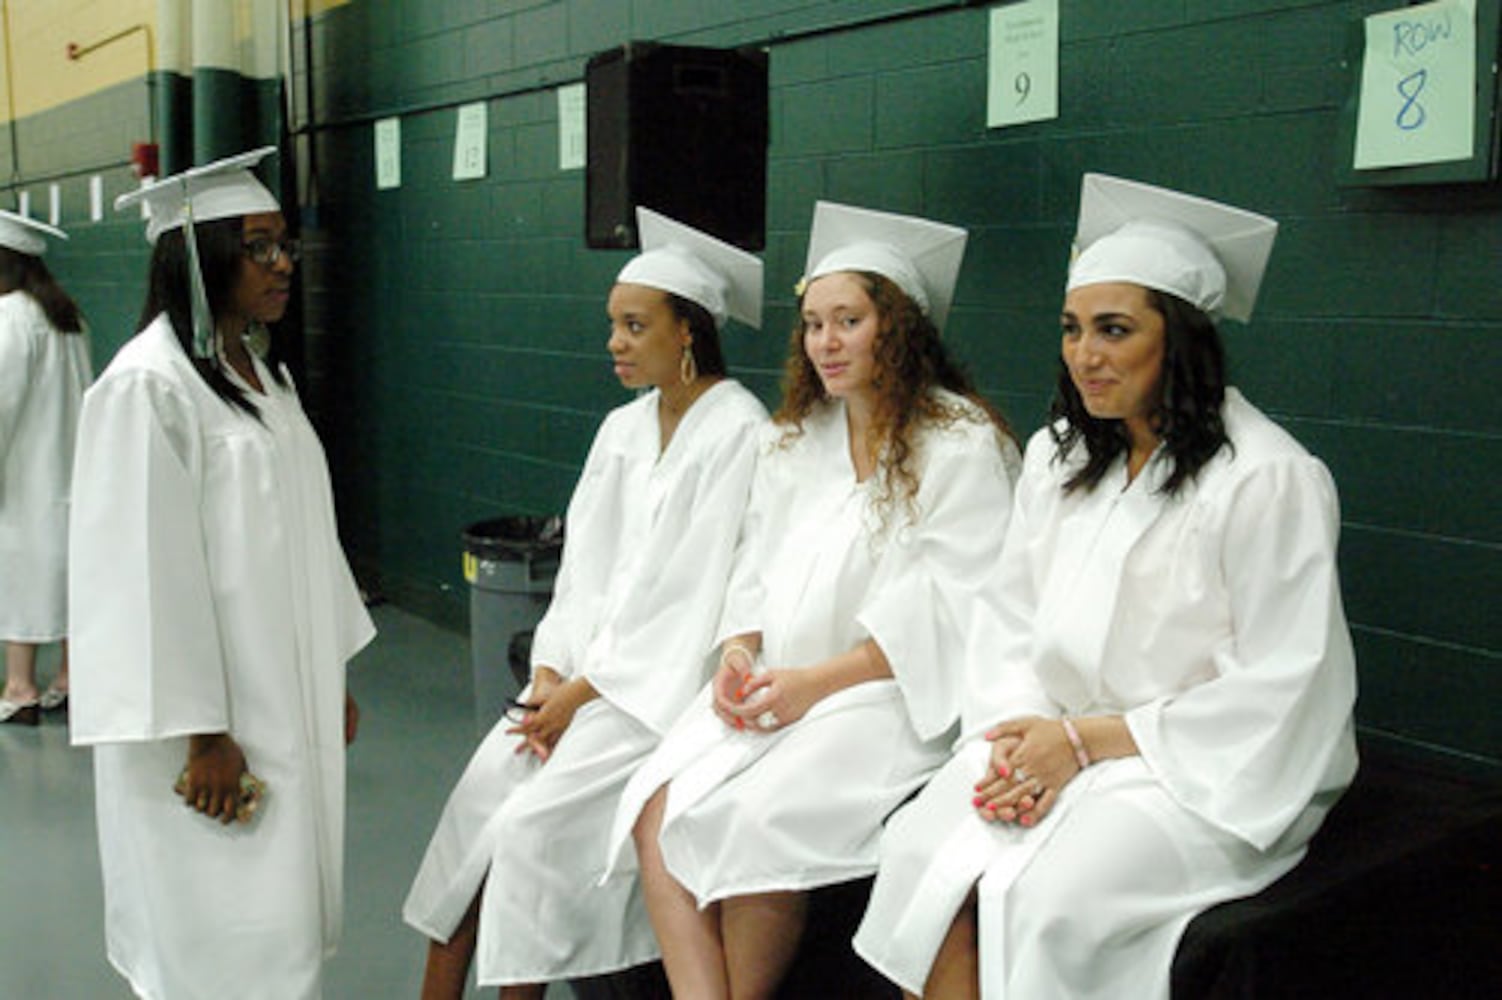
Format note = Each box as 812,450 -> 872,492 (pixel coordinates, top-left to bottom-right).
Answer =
680,344 -> 697,385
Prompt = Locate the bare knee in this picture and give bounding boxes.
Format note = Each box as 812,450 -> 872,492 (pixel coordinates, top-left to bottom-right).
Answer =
632,786 -> 668,864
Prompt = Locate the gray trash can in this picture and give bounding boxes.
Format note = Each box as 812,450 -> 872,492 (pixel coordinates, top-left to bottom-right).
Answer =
462,516 -> 563,735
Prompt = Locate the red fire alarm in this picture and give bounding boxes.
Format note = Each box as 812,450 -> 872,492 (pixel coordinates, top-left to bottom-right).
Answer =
131,142 -> 159,179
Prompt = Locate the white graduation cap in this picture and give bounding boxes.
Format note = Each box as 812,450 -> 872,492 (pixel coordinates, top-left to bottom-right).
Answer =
615,207 -> 763,330
115,146 -> 281,244
801,201 -> 968,331
1066,173 -> 1278,323
0,209 -> 66,255
113,147 -> 283,358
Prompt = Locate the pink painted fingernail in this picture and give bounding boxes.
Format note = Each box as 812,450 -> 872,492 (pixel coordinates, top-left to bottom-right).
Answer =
972,796 -> 985,807
997,766 -> 1010,778
1021,814 -> 1035,827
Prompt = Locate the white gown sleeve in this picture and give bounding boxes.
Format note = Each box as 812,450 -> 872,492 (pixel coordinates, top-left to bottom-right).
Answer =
713,427 -> 776,647
0,302 -> 36,478
69,370 -> 232,744
1125,456 -> 1359,850
858,421 -> 1019,742
528,419 -> 622,681
586,421 -> 762,732
959,432 -> 1062,740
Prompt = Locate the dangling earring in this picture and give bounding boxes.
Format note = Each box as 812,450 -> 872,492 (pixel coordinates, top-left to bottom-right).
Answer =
243,321 -> 271,360
680,343 -> 697,385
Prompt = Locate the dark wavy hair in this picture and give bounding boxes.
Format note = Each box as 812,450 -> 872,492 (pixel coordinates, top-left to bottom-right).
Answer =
1049,288 -> 1230,496
0,246 -> 84,333
136,217 -> 285,417
776,271 -> 1013,526
666,292 -> 727,377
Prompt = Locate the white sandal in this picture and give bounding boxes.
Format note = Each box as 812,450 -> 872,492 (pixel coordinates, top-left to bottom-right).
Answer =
0,697 -> 40,726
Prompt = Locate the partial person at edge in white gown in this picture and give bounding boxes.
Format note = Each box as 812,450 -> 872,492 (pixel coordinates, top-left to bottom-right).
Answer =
0,210 -> 90,727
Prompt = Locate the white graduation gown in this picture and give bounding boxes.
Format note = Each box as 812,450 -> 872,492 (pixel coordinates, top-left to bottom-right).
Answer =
403,381 -> 767,985
853,389 -> 1358,999
607,391 -> 1020,905
0,291 -> 91,641
68,316 -> 375,1000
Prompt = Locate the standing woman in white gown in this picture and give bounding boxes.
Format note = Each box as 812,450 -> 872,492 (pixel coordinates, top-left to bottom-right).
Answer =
69,149 -> 375,999
852,175 -> 1358,999
403,209 -> 768,999
0,211 -> 90,725
610,202 -> 1021,1000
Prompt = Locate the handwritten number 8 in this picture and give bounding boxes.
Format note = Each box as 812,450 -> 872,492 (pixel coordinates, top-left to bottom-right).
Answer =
1015,72 -> 1031,105
1395,68 -> 1427,131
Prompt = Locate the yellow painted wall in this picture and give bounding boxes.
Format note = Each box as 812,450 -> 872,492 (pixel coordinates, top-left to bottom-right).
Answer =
0,0 -> 352,122
0,0 -> 157,121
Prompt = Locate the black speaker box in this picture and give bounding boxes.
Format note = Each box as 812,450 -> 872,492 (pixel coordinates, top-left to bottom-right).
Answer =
586,42 -> 768,251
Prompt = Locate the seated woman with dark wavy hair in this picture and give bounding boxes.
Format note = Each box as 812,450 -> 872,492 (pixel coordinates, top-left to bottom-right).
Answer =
853,175 -> 1358,1000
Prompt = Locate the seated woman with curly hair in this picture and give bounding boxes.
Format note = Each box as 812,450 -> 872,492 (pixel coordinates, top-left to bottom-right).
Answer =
606,201 -> 1021,1000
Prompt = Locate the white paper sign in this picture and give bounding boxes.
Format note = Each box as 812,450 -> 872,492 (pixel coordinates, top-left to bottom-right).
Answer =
558,83 -> 586,171
90,175 -> 103,221
988,0 -> 1059,129
1354,0 -> 1476,169
453,102 -> 488,180
375,117 -> 402,190
49,184 -> 61,225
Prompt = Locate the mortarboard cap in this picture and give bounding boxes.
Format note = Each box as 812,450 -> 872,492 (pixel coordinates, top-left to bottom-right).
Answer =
0,210 -> 66,255
801,201 -> 968,331
114,147 -> 284,359
615,208 -> 764,330
1067,173 -> 1278,323
115,146 -> 281,245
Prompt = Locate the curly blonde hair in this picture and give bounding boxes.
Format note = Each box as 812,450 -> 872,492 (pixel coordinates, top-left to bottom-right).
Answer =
774,271 -> 1013,527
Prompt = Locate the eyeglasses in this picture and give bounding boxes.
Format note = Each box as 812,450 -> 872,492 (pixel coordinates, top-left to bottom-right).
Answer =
242,237 -> 302,267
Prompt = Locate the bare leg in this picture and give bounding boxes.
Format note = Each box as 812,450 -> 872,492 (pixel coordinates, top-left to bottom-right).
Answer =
634,786 -> 729,999
3,642 -> 40,702
920,890 -> 980,999
421,892 -> 481,1000
721,890 -> 807,1000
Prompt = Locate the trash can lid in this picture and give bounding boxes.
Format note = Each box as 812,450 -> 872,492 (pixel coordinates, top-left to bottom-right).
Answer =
463,516 -> 564,559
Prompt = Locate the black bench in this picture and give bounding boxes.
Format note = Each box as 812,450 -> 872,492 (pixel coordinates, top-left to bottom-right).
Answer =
574,735 -> 1502,998
1172,735 -> 1502,997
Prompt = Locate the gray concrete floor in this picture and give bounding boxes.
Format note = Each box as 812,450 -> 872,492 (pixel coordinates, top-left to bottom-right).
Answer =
0,604 -> 567,998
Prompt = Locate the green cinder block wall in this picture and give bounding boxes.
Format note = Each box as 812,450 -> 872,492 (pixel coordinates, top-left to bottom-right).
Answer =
7,0 -> 1498,765
294,0 -> 1499,766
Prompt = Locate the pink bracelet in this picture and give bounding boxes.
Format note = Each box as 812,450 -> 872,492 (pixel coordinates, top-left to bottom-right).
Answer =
1061,717 -> 1091,770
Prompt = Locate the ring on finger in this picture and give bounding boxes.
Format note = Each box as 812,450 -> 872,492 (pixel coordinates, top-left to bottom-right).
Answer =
757,709 -> 780,729
1014,767 -> 1029,784
1033,779 -> 1046,797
